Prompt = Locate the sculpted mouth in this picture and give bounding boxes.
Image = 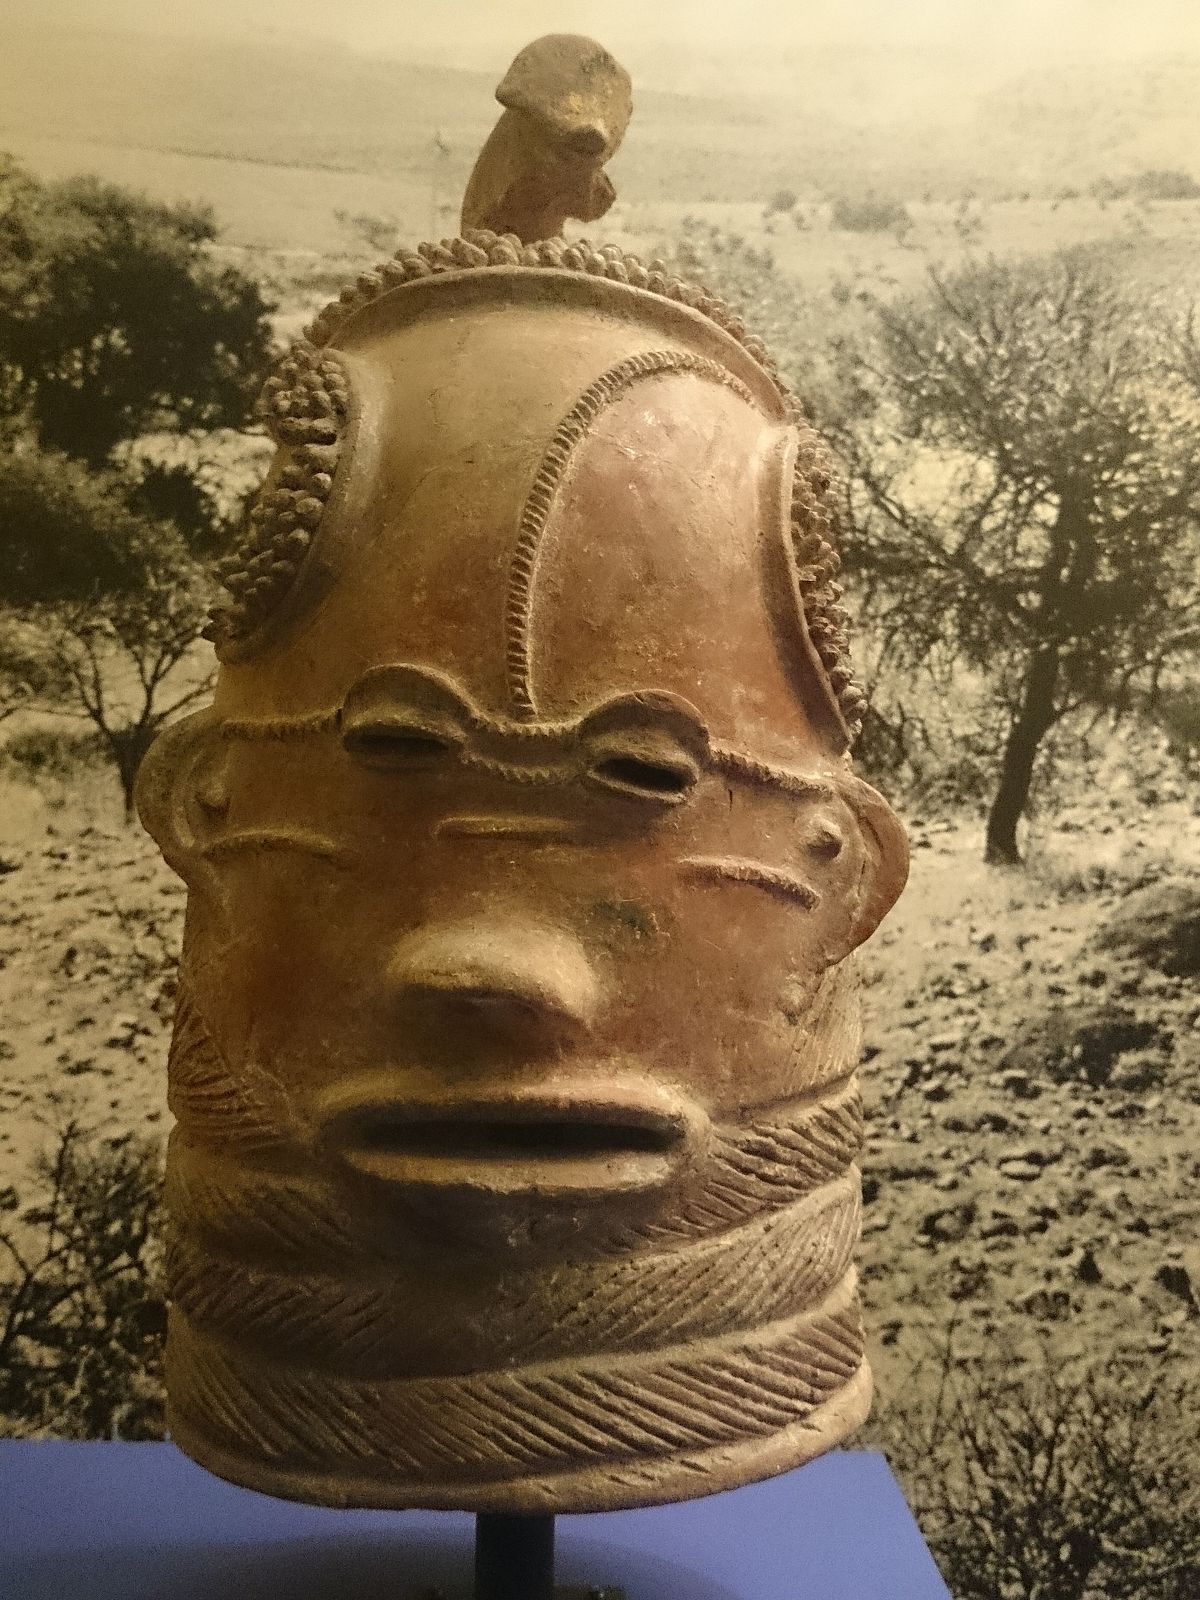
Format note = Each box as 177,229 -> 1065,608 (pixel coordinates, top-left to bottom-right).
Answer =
320,1079 -> 703,1198
359,1114 -> 672,1160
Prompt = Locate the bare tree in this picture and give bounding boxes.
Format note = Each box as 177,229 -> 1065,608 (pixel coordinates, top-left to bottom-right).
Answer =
0,442 -> 215,817
834,249 -> 1200,862
9,565 -> 213,820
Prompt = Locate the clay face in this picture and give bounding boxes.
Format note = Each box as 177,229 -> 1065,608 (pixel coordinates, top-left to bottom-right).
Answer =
140,254 -> 908,1513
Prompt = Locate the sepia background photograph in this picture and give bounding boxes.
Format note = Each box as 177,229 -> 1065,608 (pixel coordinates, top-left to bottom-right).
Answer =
1,2 -> 1198,1595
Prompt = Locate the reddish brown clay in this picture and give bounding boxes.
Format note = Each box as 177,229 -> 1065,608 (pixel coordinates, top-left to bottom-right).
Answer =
138,39 -> 908,1517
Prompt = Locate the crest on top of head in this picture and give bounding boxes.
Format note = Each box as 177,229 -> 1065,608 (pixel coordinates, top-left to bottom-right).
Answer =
205,40 -> 864,746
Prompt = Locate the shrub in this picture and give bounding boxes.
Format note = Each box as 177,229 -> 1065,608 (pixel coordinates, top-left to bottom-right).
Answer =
0,1122 -> 166,1439
1132,169 -> 1200,201
867,1343 -> 1200,1600
1154,683 -> 1200,770
1091,170 -> 1200,203
831,194 -> 912,234
1092,879 -> 1200,979
1,726 -> 103,781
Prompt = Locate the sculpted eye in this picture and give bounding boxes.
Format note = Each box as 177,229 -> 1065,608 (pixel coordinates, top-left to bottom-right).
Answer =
339,664 -> 474,773
595,754 -> 695,796
579,691 -> 709,807
342,721 -> 462,769
586,737 -> 699,804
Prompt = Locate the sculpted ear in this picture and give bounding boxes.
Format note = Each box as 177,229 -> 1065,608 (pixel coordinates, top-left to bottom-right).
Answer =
135,709 -> 226,887
839,774 -> 909,957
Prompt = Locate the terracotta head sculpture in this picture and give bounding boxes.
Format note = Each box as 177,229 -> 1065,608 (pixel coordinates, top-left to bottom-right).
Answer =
138,41 -> 908,1516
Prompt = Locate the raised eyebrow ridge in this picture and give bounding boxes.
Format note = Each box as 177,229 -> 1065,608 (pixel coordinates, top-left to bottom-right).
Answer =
339,663 -> 479,717
576,691 -> 712,737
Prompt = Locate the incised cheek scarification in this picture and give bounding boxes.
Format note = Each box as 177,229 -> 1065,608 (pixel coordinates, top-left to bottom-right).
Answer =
167,986 -> 303,1156
681,856 -> 822,910
198,827 -> 350,866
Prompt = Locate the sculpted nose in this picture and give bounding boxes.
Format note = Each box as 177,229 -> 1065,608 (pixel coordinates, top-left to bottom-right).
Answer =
387,919 -> 600,1042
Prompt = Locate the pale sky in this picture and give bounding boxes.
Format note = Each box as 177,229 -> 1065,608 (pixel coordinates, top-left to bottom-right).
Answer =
11,0 -> 1200,93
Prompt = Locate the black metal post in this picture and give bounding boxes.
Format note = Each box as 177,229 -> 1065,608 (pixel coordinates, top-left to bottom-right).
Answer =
474,1512 -> 556,1600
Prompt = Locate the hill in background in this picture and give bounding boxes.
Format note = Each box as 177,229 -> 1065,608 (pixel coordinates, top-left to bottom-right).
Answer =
2,23 -> 1199,252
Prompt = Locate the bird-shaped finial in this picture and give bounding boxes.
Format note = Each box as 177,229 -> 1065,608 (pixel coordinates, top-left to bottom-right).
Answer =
461,34 -> 633,245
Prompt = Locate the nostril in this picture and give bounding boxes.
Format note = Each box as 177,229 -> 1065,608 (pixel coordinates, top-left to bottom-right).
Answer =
805,820 -> 846,861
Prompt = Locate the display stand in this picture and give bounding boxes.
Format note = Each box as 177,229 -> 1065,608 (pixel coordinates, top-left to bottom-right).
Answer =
0,1442 -> 950,1600
472,1512 -> 621,1600
474,1514 -> 560,1600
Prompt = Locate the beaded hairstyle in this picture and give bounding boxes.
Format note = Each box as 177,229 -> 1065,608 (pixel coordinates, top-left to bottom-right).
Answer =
207,229 -> 864,740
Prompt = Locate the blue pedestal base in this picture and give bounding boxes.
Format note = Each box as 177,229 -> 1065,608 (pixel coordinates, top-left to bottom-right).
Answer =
0,1441 -> 949,1599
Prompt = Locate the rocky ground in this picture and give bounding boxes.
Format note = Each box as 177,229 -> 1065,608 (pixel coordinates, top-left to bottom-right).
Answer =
857,740 -> 1200,1410
0,768 -> 179,1210
0,732 -> 1197,1423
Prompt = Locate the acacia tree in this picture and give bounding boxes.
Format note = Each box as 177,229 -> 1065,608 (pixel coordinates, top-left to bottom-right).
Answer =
0,157 -> 272,473
28,562 -> 212,821
0,444 -> 162,606
835,250 -> 1200,862
0,159 -> 274,804
0,446 -> 214,815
